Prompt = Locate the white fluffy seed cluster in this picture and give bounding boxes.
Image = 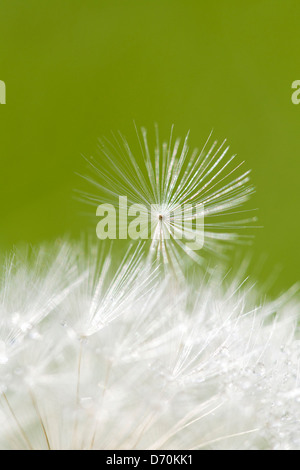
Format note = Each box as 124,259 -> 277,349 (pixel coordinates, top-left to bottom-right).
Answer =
0,241 -> 299,450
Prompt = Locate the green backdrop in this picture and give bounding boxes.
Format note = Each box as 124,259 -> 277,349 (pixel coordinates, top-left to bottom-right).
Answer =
0,0 -> 299,294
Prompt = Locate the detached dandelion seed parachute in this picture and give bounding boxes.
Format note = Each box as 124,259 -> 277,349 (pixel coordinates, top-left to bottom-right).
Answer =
80,126 -> 257,271
0,125 -> 299,450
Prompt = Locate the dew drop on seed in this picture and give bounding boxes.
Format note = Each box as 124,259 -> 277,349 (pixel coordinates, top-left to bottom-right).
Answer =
11,312 -> 20,325
80,397 -> 93,409
253,362 -> 265,376
0,342 -> 8,365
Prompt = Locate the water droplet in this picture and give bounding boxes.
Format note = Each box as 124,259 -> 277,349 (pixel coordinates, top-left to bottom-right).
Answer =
254,362 -> 265,376
11,312 -> 20,325
0,341 -> 8,365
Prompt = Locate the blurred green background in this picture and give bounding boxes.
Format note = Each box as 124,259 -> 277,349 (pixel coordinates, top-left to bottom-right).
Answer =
0,0 -> 299,294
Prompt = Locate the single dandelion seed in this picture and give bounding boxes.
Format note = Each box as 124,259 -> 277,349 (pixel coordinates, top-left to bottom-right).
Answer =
79,125 -> 258,274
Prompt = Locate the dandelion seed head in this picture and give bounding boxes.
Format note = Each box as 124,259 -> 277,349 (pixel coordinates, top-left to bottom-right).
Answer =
0,241 -> 298,450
